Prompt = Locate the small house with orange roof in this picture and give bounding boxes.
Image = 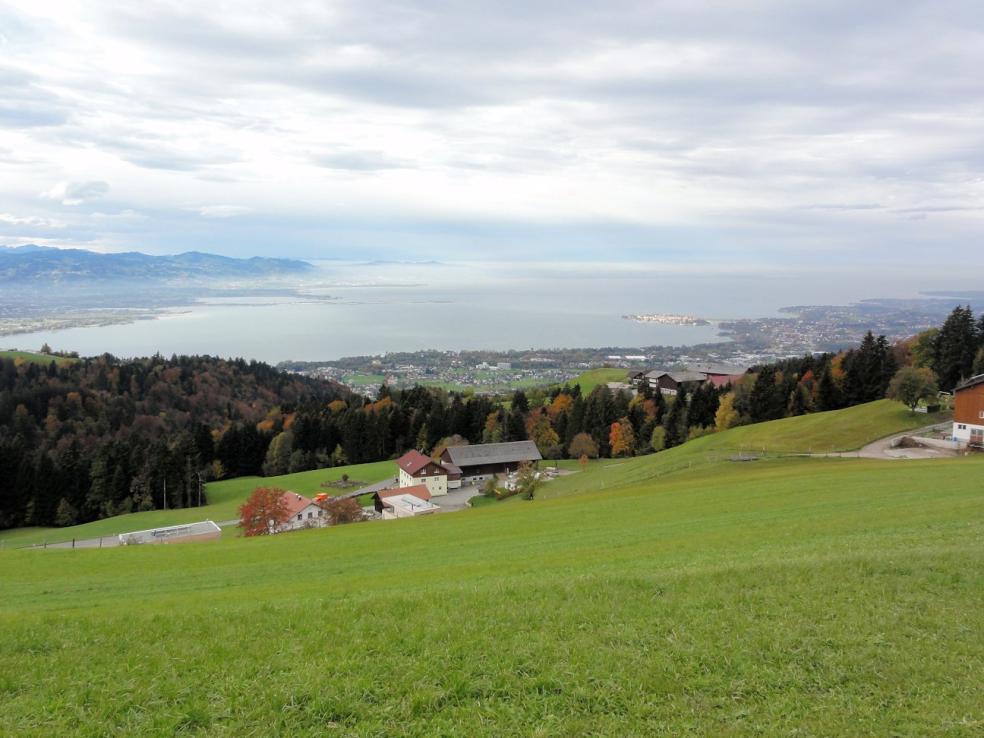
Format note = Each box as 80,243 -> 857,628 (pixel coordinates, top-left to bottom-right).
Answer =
277,491 -> 326,532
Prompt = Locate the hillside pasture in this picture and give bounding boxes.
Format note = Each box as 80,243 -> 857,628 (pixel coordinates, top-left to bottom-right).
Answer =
0,349 -> 78,366
568,367 -> 629,394
0,451 -> 981,735
525,399 -> 953,502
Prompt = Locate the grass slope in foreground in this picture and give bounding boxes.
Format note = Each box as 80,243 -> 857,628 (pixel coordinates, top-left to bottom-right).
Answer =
1,423 -> 981,734
0,460 -> 395,548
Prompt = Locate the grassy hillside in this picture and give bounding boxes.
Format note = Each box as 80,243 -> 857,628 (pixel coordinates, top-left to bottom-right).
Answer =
0,460 -> 395,548
570,367 -> 629,394
714,399 -> 949,454
0,349 -> 78,366
531,400 -> 951,501
0,400 -> 941,547
1,450 -> 981,735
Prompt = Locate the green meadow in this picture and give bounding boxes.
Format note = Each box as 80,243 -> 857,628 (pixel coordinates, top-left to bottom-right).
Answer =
1,401 -> 981,735
0,460 -> 396,549
568,366 -> 629,394
0,349 -> 78,366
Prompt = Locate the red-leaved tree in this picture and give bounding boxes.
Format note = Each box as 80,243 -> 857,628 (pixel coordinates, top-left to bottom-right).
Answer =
238,487 -> 289,537
321,497 -> 364,526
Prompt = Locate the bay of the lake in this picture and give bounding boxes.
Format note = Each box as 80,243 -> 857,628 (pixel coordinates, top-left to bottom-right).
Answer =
5,260 -> 958,362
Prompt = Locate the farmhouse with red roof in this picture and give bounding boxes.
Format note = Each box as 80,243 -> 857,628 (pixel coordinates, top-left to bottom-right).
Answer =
277,491 -> 326,532
396,450 -> 449,496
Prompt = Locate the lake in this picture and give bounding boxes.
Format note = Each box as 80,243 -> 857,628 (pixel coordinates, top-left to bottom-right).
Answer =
6,260 -> 974,362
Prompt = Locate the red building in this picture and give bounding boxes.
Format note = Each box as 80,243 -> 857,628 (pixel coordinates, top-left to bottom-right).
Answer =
953,374 -> 984,448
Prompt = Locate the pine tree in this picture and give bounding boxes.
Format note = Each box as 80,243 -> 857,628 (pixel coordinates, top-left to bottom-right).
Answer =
788,385 -> 807,416
662,389 -> 688,449
933,306 -> 978,390
749,367 -> 784,421
511,390 -> 530,413
817,368 -> 840,411
506,408 -> 527,441
973,347 -> 984,378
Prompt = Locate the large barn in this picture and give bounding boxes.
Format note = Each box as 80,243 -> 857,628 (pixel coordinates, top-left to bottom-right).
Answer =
953,374 -> 984,449
440,440 -> 542,484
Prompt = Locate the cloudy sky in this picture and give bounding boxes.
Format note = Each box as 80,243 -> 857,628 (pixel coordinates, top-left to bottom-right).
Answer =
1,0 -> 983,266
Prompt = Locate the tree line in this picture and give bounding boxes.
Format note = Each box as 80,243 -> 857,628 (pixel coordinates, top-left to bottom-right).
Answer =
3,305 -> 980,531
0,354 -> 347,530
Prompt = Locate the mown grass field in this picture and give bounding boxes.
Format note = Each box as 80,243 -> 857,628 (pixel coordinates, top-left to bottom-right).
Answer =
1,403 -> 981,735
528,399 -> 952,501
0,349 -> 78,366
569,367 -> 628,394
0,460 -> 396,549
714,399 -> 950,454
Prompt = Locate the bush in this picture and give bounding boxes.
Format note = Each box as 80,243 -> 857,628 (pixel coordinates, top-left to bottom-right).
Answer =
568,432 -> 599,459
687,426 -> 716,441
321,497 -> 363,526
650,426 -> 666,452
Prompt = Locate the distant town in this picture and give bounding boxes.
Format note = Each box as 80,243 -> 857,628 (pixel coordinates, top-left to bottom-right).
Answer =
622,313 -> 710,326
281,295 -> 982,396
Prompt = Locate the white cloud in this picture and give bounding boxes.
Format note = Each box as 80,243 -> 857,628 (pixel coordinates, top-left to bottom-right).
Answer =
0,1 -> 981,264
198,205 -> 250,218
0,212 -> 64,227
44,180 -> 109,205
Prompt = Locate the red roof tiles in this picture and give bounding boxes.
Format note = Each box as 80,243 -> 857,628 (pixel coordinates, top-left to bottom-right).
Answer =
397,450 -> 436,476
377,485 -> 432,502
280,491 -> 315,518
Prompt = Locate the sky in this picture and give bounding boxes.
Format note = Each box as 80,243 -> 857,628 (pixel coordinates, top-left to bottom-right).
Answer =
1,0 -> 983,268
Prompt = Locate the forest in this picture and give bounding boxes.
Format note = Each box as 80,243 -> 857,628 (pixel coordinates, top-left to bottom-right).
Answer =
2,306 -> 982,531
0,354 -> 347,530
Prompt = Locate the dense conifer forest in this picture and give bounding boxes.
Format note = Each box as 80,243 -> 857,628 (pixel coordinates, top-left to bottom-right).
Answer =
0,354 -> 347,529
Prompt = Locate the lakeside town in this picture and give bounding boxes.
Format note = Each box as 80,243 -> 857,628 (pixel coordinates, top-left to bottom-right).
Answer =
281,296 -> 981,396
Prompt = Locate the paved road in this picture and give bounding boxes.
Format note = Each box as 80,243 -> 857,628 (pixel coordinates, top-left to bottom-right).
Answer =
433,484 -> 482,512
820,423 -> 956,460
336,477 -> 398,500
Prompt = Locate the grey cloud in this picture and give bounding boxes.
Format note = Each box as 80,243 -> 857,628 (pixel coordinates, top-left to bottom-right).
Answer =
46,180 -> 109,205
800,203 -> 885,211
313,149 -> 408,171
52,127 -> 241,172
892,205 -> 984,214
0,65 -> 70,127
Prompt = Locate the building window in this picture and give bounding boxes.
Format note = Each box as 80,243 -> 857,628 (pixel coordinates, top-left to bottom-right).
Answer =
958,424 -> 966,430
980,411 -> 984,419
297,513 -> 302,520
307,512 -> 313,519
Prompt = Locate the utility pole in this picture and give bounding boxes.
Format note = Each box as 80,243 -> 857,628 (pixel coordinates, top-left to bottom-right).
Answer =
163,478 -> 167,511
196,471 -> 203,507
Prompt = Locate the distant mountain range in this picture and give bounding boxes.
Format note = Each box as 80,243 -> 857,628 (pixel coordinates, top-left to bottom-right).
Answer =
0,245 -> 314,283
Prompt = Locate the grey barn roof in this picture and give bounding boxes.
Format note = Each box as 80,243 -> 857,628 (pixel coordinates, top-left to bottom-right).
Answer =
444,440 -> 542,467
956,374 -> 984,392
689,363 -> 749,376
645,369 -> 706,383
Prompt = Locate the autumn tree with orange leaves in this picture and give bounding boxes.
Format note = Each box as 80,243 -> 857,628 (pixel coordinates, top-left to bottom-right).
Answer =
238,487 -> 289,536
609,418 -> 636,457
